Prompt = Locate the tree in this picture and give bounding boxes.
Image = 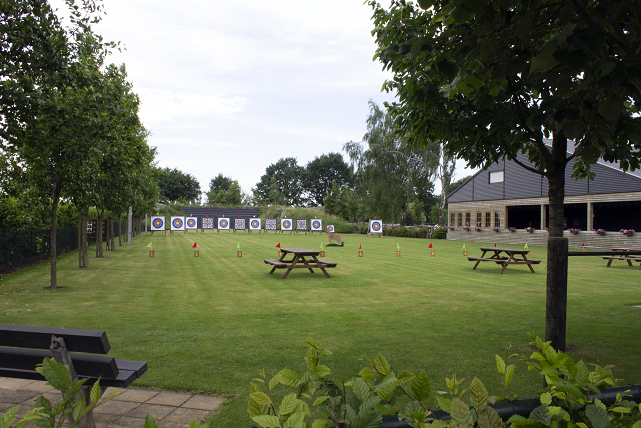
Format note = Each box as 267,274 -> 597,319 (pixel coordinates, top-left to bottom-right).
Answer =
156,167 -> 201,204
369,0 -> 641,350
206,174 -> 234,205
344,102 -> 436,225
303,153 -> 353,207
253,158 -> 305,206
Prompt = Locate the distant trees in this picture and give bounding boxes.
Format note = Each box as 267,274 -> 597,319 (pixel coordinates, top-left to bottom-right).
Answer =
206,174 -> 243,207
253,158 -> 305,206
303,153 -> 353,207
156,167 -> 201,204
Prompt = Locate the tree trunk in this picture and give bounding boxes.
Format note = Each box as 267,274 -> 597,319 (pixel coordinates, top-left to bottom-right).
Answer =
82,206 -> 89,268
118,214 -> 122,246
78,212 -> 82,268
545,132 -> 568,352
110,217 -> 115,251
98,209 -> 104,257
49,180 -> 62,289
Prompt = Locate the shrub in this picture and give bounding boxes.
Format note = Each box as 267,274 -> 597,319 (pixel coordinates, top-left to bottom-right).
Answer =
360,225 -> 369,234
432,227 -> 447,239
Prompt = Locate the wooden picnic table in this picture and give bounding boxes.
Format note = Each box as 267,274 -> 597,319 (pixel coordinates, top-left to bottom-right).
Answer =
602,248 -> 641,269
264,248 -> 337,279
468,247 -> 541,274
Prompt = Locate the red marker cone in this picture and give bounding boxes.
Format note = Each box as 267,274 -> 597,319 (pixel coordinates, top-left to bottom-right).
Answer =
276,243 -> 281,248
494,243 -> 497,247
428,243 -> 433,249
359,243 -> 362,250
192,242 -> 197,248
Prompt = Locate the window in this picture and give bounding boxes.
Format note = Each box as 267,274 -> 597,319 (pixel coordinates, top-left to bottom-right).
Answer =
489,171 -> 504,183
465,212 -> 471,227
485,212 -> 491,227
476,212 -> 482,227
450,212 -> 455,226
457,212 -> 463,227
495,212 -> 501,227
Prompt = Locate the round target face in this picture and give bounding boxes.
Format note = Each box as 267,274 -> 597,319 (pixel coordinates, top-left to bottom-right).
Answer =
312,220 -> 321,229
283,220 -> 291,229
172,218 -> 183,228
153,218 -> 164,228
372,222 -> 381,231
251,220 -> 260,228
220,219 -> 228,228
187,219 -> 196,227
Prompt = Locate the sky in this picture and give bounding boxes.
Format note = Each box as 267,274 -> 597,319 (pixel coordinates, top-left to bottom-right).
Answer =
53,0 -> 476,200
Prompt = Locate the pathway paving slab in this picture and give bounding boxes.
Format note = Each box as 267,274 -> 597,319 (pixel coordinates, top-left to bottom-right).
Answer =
0,389 -> 40,404
113,389 -> 159,403
181,395 -> 225,411
162,408 -> 210,425
147,392 -> 191,407
105,415 -> 146,428
94,400 -> 140,415
0,378 -> 34,390
127,403 -> 176,420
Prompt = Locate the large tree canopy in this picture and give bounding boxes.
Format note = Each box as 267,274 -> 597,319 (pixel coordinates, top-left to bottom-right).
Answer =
303,153 -> 354,207
156,167 -> 201,204
253,158 -> 305,206
369,0 -> 641,350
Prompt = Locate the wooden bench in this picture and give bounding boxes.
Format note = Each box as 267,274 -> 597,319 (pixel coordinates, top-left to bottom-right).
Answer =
264,259 -> 287,268
316,259 -> 338,267
602,256 -> 641,268
467,257 -> 509,263
0,324 -> 147,428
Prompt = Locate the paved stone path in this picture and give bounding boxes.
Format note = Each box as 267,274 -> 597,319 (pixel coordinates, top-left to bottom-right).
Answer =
0,377 -> 226,428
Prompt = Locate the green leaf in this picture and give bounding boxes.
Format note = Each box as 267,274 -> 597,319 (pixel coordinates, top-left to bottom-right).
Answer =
284,411 -> 306,428
598,96 -> 624,121
530,44 -> 560,75
436,396 -> 452,414
41,358 -> 72,391
450,398 -> 474,428
312,418 -> 332,428
585,404 -> 609,428
374,354 -> 390,376
470,378 -> 488,412
529,404 -> 553,426
0,405 -> 19,428
477,407 -> 503,428
250,392 -> 273,406
188,420 -> 198,428
251,415 -> 281,428
279,394 -> 300,416
495,355 -> 506,374
359,396 -> 381,413
505,364 -> 515,387
352,377 -> 371,402
311,364 -> 331,379
33,396 -> 53,428
411,372 -> 431,402
143,414 -> 158,428
72,396 -> 85,422
507,415 -> 537,426
397,370 -> 415,385
278,369 -> 302,387
416,0 -> 433,9
90,381 -> 102,406
269,373 -> 281,391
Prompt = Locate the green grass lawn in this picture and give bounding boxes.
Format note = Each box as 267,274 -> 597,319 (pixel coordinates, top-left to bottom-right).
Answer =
2,231 -> 640,427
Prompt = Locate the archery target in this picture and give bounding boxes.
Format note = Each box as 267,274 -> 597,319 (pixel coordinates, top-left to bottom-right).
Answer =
218,218 -> 230,230
370,219 -> 383,234
202,218 -> 214,229
250,219 -> 261,230
171,216 -> 185,231
296,219 -> 307,231
281,219 -> 292,231
311,219 -> 322,231
327,225 -> 335,233
185,217 -> 197,229
151,216 -> 165,231
266,219 -> 277,230
235,218 -> 246,229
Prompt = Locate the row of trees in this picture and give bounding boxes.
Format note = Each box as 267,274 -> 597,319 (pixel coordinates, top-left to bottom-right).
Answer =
1,1 -> 157,288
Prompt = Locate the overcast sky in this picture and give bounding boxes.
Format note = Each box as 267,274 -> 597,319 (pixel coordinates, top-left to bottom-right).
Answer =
54,0 -> 475,200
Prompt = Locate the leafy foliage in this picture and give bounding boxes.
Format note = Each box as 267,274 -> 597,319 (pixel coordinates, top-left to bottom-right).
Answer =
156,167 -> 201,204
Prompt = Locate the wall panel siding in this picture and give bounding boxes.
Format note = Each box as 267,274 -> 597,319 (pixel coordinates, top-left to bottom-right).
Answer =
472,168 -> 505,201
504,156 -> 544,199
564,157 -> 589,196
588,163 -> 641,194
448,176 -> 475,202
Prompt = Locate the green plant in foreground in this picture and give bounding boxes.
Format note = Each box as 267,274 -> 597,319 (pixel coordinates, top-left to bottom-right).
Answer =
0,358 -> 199,428
249,336 -> 641,428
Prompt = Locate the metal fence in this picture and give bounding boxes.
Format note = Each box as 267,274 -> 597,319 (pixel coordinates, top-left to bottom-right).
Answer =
0,227 -> 79,274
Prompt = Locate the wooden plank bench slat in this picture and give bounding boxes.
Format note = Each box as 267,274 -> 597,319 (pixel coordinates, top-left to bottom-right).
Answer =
467,257 -> 507,263
0,347 -> 119,378
315,259 -> 338,267
601,256 -> 641,261
0,324 -> 110,354
264,259 -> 287,267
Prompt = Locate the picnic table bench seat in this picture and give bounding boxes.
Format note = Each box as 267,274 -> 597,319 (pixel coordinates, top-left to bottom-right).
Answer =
466,257 -> 509,263
264,258 -> 288,267
0,324 -> 147,428
315,259 -> 338,267
602,255 -> 641,268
